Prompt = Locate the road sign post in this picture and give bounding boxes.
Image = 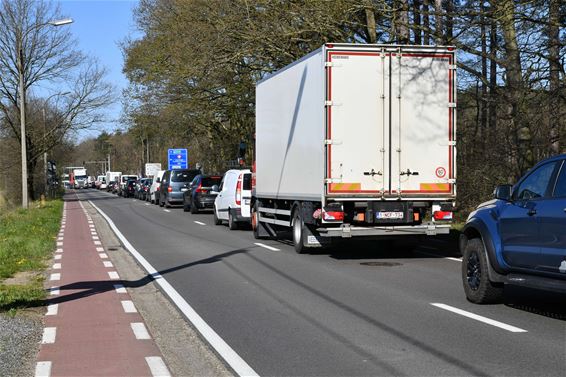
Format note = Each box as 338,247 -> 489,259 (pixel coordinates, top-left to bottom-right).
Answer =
168,149 -> 188,170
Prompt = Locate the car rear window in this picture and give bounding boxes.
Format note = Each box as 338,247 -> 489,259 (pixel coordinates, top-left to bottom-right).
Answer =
243,173 -> 252,190
171,170 -> 199,182
202,176 -> 222,187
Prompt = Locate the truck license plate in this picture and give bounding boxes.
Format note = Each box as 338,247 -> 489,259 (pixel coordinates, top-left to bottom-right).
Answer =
376,212 -> 404,220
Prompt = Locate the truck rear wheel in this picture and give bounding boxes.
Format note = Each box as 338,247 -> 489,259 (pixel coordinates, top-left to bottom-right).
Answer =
292,209 -> 307,254
462,238 -> 504,304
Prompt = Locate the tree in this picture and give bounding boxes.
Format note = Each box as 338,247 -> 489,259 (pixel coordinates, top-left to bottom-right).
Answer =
0,0 -> 114,202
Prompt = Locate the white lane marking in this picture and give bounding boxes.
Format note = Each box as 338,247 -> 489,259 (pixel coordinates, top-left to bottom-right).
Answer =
431,303 -> 528,333
42,327 -> 56,344
92,236 -> 100,240
145,356 -> 171,377
57,237 -> 63,241
46,304 -> 58,316
254,242 -> 280,251
103,261 -> 113,268
145,203 -> 150,206
94,240 -> 102,245
49,286 -> 60,296
131,322 -> 151,339
114,284 -> 127,293
60,225 -> 65,229
194,221 -> 206,226
121,300 -> 137,313
163,209 -> 171,212
90,200 -> 259,377
415,249 -> 462,262
108,271 -> 120,280
52,263 -> 61,270
89,224 -> 95,228
90,231 -> 97,235
56,242 -> 63,246
54,254 -> 62,260
96,247 -> 104,252
55,248 -> 63,253
99,253 -> 109,259
35,361 -> 52,377
50,273 -> 60,281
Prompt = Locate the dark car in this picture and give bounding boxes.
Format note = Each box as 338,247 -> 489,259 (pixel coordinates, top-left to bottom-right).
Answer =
135,178 -> 152,200
461,154 -> 566,304
159,169 -> 201,208
124,179 -> 137,198
141,178 -> 152,201
183,174 -> 223,214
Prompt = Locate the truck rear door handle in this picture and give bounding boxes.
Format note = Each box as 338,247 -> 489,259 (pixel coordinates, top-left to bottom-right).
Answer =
363,169 -> 382,176
400,169 -> 419,176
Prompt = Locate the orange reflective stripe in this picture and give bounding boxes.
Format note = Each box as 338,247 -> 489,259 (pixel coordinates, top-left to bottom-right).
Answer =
329,183 -> 362,191
419,183 -> 450,191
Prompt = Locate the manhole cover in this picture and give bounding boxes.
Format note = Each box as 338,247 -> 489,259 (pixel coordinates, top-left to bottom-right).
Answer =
360,261 -> 402,267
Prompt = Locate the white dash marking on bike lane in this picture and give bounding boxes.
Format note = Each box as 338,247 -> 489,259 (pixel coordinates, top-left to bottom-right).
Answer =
431,303 -> 527,333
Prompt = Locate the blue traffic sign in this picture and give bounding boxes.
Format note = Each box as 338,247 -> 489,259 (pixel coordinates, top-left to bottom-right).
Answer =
168,148 -> 188,170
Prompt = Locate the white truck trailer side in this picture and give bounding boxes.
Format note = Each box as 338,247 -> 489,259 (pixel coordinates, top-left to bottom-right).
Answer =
253,43 -> 457,253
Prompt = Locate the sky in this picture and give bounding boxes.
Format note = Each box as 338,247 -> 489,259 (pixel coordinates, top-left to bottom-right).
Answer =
55,0 -> 140,141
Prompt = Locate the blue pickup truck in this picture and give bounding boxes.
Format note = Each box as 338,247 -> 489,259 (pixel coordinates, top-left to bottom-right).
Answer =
461,154 -> 566,303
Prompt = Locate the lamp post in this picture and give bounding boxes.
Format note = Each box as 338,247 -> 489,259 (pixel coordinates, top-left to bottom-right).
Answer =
18,18 -> 73,208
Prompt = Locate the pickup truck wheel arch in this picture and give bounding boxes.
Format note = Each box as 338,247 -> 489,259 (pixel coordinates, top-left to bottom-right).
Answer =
462,238 -> 504,304
461,221 -> 507,277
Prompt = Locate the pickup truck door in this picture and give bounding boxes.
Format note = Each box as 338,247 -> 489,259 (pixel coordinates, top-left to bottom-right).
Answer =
500,161 -> 557,270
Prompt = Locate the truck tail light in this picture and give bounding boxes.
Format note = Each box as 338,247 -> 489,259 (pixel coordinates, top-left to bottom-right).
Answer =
235,174 -> 242,205
168,186 -> 172,193
322,210 -> 344,222
433,211 -> 453,221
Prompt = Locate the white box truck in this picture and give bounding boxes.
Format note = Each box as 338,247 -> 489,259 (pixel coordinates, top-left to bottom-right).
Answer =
106,171 -> 121,191
252,43 -> 457,253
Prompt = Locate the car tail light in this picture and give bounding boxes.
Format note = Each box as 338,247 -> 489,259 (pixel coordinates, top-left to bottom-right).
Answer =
168,186 -> 172,192
433,211 -> 453,221
195,183 -> 203,193
235,174 -> 242,205
322,210 -> 344,221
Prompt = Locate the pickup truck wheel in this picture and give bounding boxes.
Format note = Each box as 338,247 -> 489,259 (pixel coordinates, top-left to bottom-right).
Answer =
213,206 -> 222,225
462,238 -> 503,304
292,210 -> 307,254
228,210 -> 238,230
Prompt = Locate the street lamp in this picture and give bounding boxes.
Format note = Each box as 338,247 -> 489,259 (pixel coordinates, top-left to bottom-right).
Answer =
18,18 -> 73,208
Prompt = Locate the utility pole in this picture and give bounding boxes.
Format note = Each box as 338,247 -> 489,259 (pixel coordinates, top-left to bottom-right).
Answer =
107,154 -> 111,172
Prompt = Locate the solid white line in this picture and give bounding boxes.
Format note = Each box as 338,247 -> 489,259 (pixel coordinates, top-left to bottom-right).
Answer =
54,254 -> 62,260
55,248 -> 63,253
49,287 -> 60,296
46,304 -> 58,316
99,253 -> 109,259
431,303 -> 528,333
145,356 -> 171,377
90,200 -> 259,377
103,261 -> 113,268
131,322 -> 151,339
163,209 -> 171,212
194,221 -> 206,226
50,273 -> 60,281
121,300 -> 137,313
35,361 -> 52,377
108,271 -> 120,280
52,263 -> 61,270
114,284 -> 127,293
254,242 -> 280,251
96,247 -> 104,252
42,327 -> 56,344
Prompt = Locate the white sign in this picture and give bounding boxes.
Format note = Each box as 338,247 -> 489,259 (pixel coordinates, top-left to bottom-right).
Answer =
145,163 -> 162,177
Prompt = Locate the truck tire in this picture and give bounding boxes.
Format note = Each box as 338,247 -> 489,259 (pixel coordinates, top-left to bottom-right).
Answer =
462,238 -> 504,304
252,203 -> 268,239
292,209 -> 307,254
228,210 -> 238,230
213,206 -> 222,225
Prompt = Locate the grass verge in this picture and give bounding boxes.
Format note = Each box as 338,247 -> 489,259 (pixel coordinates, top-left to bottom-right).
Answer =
0,200 -> 63,311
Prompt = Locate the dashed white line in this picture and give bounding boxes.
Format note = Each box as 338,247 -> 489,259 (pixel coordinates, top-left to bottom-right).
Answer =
99,253 -> 109,259
46,304 -> 58,316
55,248 -> 63,253
52,263 -> 61,270
254,242 -> 280,251
113,284 -> 127,293
96,247 -> 104,252
108,271 -> 120,280
92,236 -> 100,240
145,203 -> 150,206
431,303 -> 528,333
194,221 -> 206,226
94,240 -> 102,245
89,224 -> 95,228
415,249 -> 462,262
103,261 -> 113,268
130,322 -> 151,339
57,237 -> 63,241
35,361 -> 52,377
49,286 -> 60,296
54,254 -> 62,260
121,300 -> 137,313
42,327 -> 57,344
50,273 -> 60,281
56,242 -> 63,247
163,209 -> 171,213
145,356 -> 171,377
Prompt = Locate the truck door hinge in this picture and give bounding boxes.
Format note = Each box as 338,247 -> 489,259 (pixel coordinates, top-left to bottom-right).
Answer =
448,103 -> 457,108
325,62 -> 334,68
448,64 -> 457,70
446,179 -> 456,184
448,141 -> 456,146
325,178 -> 342,184
324,139 -> 342,145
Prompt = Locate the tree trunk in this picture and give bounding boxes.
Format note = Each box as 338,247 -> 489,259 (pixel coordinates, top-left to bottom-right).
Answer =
488,2 -> 497,132
413,0 -> 422,45
480,1 -> 488,133
397,0 -> 410,44
423,0 -> 430,45
445,0 -> 454,44
434,0 -> 443,44
496,0 -> 531,175
364,0 -> 377,43
548,0 -> 561,154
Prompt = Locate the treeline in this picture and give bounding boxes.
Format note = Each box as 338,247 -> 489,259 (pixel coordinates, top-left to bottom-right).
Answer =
101,0 -> 563,214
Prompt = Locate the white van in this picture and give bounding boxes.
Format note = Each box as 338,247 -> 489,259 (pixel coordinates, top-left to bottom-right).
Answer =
150,170 -> 166,204
213,169 -> 252,229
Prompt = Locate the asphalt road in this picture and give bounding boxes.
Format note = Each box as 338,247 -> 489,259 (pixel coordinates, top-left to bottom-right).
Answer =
77,189 -> 565,376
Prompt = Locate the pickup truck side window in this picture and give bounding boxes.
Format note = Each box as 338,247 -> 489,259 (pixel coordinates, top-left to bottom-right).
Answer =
514,162 -> 556,200
552,161 -> 566,197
